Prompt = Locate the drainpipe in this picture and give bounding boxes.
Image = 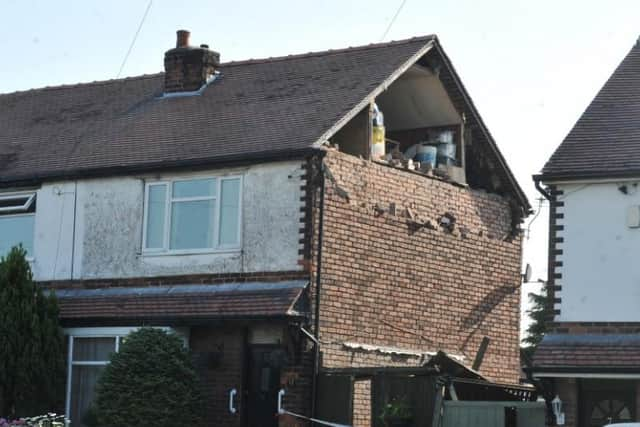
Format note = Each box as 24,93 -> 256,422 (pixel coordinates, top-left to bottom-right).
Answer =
532,176 -> 556,425
311,155 -> 326,419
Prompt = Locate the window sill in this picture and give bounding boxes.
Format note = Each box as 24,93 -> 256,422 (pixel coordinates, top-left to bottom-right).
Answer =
140,248 -> 241,258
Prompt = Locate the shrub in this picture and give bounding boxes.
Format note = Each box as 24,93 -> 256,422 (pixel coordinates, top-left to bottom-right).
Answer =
92,328 -> 204,427
0,246 -> 65,418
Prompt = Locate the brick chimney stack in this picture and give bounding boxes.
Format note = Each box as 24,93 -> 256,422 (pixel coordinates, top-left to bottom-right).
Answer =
164,30 -> 220,93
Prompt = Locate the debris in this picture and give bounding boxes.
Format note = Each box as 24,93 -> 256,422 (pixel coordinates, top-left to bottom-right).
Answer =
439,212 -> 456,233
406,207 -> 416,220
323,165 -> 350,200
388,202 -> 397,216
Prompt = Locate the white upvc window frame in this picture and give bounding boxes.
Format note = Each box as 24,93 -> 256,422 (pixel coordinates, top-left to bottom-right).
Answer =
0,192 -> 36,213
64,327 -> 189,425
141,175 -> 243,255
0,191 -> 37,259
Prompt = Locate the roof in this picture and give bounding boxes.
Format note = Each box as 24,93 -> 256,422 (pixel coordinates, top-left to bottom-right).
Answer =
0,37 -> 434,184
50,280 -> 308,324
533,334 -> 640,371
539,39 -> 640,181
0,35 -> 528,210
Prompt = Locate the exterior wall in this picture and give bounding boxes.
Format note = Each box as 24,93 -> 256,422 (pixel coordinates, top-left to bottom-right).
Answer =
555,181 -> 640,322
353,379 -> 372,427
555,377 -> 578,427
316,151 -> 523,384
30,161 -> 306,281
550,378 -> 640,427
32,182 -> 76,280
190,324 -> 313,427
190,326 -> 245,427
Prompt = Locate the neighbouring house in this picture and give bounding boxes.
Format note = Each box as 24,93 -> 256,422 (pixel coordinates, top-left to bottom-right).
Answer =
532,39 -> 640,427
0,30 -> 530,426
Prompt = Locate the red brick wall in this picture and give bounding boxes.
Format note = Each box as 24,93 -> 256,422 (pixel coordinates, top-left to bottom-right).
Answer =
190,325 -> 314,427
279,349 -> 314,427
314,150 -> 522,384
353,379 -> 372,427
190,326 -> 245,427
555,377 -> 578,427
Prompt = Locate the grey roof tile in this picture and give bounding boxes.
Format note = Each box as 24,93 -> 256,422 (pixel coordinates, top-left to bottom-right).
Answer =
0,37 -> 433,184
541,40 -> 640,179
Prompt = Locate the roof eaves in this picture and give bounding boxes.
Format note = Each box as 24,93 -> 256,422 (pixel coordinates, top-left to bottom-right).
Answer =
534,169 -> 640,183
0,146 -> 323,188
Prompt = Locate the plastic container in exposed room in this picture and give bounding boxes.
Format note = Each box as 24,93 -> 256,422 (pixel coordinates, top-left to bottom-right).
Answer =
436,130 -> 456,166
415,144 -> 437,169
371,104 -> 386,160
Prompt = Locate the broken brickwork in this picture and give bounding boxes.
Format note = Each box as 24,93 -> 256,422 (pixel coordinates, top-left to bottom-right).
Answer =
312,150 -> 523,384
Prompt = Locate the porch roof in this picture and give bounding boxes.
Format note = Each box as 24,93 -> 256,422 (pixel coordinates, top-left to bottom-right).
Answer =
533,334 -> 640,372
50,280 -> 308,325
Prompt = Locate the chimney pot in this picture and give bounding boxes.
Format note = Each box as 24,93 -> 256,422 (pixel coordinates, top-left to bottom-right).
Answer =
176,30 -> 190,48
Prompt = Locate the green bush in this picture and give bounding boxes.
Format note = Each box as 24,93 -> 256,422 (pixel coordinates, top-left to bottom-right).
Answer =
0,245 -> 65,418
92,328 -> 204,427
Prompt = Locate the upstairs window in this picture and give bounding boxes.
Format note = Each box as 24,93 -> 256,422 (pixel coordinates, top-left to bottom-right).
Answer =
143,176 -> 242,253
0,192 -> 36,257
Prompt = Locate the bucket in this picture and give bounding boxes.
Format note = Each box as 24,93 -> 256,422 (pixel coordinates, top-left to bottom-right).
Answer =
436,142 -> 456,166
415,144 -> 437,168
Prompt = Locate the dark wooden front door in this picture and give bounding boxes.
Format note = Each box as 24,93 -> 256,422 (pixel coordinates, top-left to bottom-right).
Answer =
580,380 -> 636,427
246,346 -> 286,427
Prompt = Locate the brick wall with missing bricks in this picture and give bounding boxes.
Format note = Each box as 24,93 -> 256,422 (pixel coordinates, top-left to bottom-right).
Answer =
313,150 -> 523,385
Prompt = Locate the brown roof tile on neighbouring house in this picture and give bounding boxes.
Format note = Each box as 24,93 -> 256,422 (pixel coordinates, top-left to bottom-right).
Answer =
540,40 -> 640,180
533,334 -> 640,371
51,280 -> 307,324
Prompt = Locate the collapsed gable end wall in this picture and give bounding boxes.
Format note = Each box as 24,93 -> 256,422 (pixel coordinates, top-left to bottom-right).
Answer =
315,150 -> 522,384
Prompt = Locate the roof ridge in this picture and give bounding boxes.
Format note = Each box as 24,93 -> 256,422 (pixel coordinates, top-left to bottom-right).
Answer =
221,34 -> 436,67
0,72 -> 163,97
0,35 -> 436,97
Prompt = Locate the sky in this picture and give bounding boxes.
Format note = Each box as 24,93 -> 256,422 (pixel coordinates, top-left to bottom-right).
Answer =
2,0 -> 640,339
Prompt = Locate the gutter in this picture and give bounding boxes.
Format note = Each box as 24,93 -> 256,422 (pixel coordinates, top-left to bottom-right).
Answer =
529,366 -> 640,375
535,169 -> 640,183
533,176 -> 552,201
0,147 -> 321,189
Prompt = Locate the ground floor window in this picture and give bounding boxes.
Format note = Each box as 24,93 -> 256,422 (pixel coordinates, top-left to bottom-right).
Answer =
65,327 -> 187,427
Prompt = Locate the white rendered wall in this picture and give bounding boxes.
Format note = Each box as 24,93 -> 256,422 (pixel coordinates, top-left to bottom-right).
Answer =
31,161 -> 306,281
32,182 -> 76,280
557,181 -> 640,321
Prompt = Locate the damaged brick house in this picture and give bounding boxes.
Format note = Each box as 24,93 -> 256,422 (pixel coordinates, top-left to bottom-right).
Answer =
0,30 -> 529,426
532,40 -> 640,427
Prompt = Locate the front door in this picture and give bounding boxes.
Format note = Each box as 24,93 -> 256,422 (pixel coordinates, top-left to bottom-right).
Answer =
246,346 -> 286,427
580,380 -> 636,427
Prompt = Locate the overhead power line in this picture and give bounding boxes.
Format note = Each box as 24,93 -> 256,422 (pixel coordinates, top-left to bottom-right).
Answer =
117,0 -> 153,78
380,0 -> 408,42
